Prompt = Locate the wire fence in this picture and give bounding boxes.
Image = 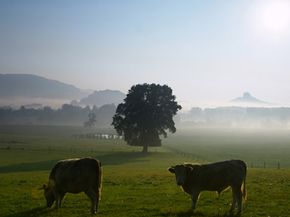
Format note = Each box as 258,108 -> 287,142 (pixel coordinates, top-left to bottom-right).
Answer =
164,146 -> 283,169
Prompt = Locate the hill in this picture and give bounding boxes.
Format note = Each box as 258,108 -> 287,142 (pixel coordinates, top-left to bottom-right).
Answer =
0,74 -> 87,100
79,89 -> 125,107
0,74 -> 126,108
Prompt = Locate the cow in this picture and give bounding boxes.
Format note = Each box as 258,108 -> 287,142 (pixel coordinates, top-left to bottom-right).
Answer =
168,160 -> 247,215
41,157 -> 102,214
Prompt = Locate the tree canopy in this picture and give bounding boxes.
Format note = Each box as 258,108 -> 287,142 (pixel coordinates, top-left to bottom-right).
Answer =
112,83 -> 182,153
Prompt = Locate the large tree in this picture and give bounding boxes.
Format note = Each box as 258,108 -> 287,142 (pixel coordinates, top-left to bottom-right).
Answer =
112,83 -> 182,153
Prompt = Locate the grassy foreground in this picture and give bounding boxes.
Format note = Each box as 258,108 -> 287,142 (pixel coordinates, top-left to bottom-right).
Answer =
0,126 -> 290,217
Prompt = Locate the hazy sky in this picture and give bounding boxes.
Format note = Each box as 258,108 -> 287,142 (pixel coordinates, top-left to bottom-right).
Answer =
1,0 -> 290,108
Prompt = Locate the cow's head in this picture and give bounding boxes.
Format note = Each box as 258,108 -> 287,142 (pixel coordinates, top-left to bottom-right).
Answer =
168,164 -> 193,186
41,182 -> 55,208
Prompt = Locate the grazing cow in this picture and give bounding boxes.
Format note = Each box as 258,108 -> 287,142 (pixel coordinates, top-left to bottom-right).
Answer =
168,160 -> 247,215
41,157 -> 102,214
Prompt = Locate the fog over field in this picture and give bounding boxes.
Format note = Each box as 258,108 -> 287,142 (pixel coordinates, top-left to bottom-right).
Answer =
1,74 -> 290,129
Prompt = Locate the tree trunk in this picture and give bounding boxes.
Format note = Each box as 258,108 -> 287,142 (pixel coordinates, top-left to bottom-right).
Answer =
142,145 -> 148,153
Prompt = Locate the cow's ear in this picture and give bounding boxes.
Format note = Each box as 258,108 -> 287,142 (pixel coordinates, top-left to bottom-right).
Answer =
185,165 -> 194,173
168,166 -> 175,173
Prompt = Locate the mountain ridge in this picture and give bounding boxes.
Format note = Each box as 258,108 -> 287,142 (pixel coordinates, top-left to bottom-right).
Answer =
0,74 -> 86,99
0,74 -> 126,108
79,89 -> 126,107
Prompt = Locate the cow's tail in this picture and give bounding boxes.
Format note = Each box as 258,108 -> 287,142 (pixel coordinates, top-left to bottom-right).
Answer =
98,161 -> 102,200
241,161 -> 247,201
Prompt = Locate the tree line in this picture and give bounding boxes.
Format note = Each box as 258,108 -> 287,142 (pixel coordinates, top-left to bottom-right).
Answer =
182,107 -> 290,127
0,103 -> 116,126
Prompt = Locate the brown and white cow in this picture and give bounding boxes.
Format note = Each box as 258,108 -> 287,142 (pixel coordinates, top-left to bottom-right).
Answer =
41,157 -> 102,214
168,160 -> 247,215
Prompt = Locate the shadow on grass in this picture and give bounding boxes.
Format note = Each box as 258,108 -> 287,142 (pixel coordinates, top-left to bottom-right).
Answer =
0,160 -> 57,173
0,151 -> 148,173
161,209 -> 202,217
162,209 -> 240,217
4,207 -> 51,217
97,151 -> 148,166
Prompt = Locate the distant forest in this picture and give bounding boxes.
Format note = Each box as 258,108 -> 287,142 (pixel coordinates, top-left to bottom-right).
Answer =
1,105 -> 290,128
182,107 -> 290,128
0,104 -> 116,126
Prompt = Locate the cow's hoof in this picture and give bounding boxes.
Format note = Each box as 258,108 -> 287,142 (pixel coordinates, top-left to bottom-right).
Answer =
235,211 -> 241,217
228,212 -> 241,217
227,211 -> 234,217
187,208 -> 194,213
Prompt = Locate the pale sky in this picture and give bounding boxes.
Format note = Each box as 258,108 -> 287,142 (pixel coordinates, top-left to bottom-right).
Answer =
1,0 -> 290,109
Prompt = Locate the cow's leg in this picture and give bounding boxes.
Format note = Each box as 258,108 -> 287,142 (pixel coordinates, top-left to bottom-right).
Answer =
230,185 -> 243,216
92,185 -> 101,213
235,186 -> 243,215
55,198 -> 60,208
191,191 -> 200,210
216,190 -> 221,199
85,189 -> 97,214
58,192 -> 65,208
54,191 -> 61,209
95,187 -> 100,212
229,187 -> 237,215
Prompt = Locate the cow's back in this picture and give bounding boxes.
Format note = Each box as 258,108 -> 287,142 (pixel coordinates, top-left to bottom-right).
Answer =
50,158 -> 101,193
188,160 -> 246,192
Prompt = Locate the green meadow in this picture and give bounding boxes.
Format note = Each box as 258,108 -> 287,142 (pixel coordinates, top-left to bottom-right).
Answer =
0,125 -> 290,217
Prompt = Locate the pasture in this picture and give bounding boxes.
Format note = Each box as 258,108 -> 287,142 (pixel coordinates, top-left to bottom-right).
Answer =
0,125 -> 290,217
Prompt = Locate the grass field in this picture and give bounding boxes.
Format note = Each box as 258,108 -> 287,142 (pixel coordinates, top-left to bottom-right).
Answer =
0,125 -> 290,217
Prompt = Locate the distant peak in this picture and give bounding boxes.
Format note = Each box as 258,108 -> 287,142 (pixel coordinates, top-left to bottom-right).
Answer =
242,92 -> 252,98
230,92 -> 270,106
